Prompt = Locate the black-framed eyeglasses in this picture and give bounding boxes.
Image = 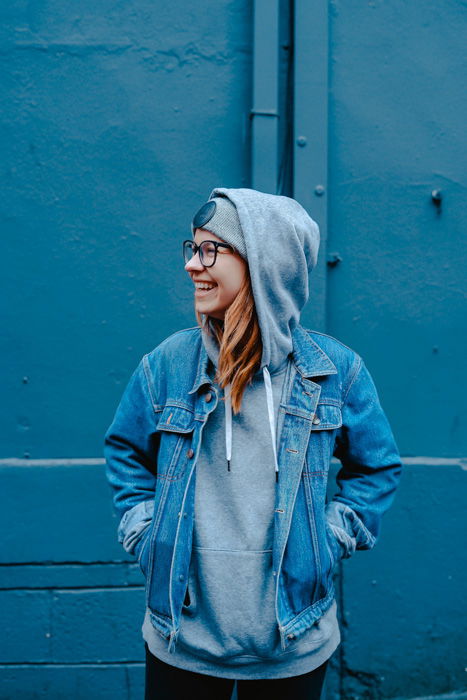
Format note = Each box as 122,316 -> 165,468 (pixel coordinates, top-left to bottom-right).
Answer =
182,239 -> 235,268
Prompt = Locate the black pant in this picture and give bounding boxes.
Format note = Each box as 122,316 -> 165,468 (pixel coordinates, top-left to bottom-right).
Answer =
145,643 -> 329,700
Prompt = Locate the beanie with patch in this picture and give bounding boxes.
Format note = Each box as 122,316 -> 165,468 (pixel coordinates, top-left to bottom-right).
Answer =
191,195 -> 247,260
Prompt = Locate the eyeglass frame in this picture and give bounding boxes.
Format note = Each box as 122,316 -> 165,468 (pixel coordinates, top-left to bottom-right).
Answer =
182,239 -> 236,268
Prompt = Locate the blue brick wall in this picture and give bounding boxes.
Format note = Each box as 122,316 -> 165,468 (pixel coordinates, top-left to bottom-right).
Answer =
1,0 -> 465,698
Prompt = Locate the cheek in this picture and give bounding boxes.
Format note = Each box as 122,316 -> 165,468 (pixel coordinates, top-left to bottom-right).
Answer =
219,278 -> 242,302
216,284 -> 235,306
215,260 -> 246,303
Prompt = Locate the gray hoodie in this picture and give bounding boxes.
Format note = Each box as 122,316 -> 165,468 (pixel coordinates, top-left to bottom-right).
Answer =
142,188 -> 340,678
201,186 -> 321,480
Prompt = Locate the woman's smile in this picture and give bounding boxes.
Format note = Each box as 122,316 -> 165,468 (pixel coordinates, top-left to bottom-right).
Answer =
194,284 -> 218,297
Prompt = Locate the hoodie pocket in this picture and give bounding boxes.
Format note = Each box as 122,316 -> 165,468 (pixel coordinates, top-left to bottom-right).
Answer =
177,548 -> 280,661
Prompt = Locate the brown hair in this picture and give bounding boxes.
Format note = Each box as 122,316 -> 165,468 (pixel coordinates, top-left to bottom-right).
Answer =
195,270 -> 262,414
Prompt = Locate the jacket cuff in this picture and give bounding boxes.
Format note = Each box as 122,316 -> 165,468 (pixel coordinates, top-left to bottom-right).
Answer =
325,500 -> 376,558
117,498 -> 155,555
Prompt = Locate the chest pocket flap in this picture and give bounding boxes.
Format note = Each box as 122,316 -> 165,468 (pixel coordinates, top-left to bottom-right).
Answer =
156,405 -> 195,433
311,403 -> 342,430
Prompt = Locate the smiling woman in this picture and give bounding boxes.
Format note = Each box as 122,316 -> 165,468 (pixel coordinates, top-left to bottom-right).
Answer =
104,187 -> 402,700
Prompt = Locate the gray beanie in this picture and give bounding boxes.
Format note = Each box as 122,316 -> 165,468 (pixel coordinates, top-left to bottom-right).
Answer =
191,195 -> 247,260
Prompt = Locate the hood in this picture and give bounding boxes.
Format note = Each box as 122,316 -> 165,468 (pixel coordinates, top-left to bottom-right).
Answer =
198,187 -> 320,481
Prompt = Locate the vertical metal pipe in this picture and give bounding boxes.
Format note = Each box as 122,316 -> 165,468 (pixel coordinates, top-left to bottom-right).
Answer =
251,0 -> 280,193
293,0 -> 328,330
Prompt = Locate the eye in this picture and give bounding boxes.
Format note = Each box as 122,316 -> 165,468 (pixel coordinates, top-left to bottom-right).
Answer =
200,242 -> 216,258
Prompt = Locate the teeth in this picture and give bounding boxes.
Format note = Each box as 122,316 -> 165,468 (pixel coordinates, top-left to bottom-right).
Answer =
195,283 -> 216,290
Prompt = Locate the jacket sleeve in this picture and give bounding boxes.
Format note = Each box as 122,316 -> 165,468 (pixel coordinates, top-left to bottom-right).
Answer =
326,356 -> 402,559
104,355 -> 159,556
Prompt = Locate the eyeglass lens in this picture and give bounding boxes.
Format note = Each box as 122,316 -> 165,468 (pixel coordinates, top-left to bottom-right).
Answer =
184,241 -> 216,267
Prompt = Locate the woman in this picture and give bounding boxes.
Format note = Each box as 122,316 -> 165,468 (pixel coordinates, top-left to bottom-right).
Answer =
104,187 -> 402,699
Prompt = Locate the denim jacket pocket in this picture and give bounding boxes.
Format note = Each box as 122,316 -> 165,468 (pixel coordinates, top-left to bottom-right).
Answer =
136,525 -> 152,577
181,554 -> 196,614
325,520 -> 343,570
310,402 -> 342,431
118,498 -> 155,556
156,405 -> 195,433
154,405 -> 196,480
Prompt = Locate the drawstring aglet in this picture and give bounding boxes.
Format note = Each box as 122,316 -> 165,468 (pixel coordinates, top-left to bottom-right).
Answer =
275,470 -> 278,484
227,459 -> 231,472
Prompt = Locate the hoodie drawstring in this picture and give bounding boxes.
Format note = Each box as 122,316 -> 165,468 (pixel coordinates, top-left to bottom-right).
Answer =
263,367 -> 279,483
224,368 -> 279,482
224,382 -> 232,471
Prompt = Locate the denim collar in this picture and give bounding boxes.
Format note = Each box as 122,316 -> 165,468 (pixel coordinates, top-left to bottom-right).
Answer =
290,324 -> 338,378
188,323 -> 337,395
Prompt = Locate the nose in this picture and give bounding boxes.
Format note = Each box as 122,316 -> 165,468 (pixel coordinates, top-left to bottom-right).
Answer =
185,250 -> 204,272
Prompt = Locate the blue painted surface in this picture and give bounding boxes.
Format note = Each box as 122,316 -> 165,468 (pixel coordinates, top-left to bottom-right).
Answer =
1,0 -> 466,698
340,461 -> 466,699
0,0 -> 252,459
1,459 -> 465,699
326,0 -> 467,459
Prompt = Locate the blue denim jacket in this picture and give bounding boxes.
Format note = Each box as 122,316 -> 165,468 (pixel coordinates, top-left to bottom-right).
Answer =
104,324 -> 402,653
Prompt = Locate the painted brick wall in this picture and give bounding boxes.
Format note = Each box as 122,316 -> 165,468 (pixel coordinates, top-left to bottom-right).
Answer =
1,1 -> 465,698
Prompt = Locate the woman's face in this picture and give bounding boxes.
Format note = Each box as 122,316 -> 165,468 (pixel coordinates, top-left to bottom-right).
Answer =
185,229 -> 247,320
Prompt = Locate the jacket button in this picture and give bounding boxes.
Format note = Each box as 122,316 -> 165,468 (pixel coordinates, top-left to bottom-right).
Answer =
312,415 -> 321,425
179,574 -> 184,582
187,448 -> 194,458
287,633 -> 295,640
205,391 -> 213,403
